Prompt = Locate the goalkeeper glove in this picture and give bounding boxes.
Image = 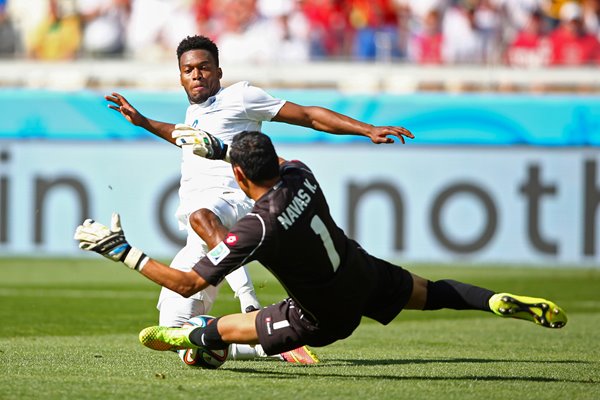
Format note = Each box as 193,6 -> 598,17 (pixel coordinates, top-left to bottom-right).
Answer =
171,124 -> 230,162
74,213 -> 149,271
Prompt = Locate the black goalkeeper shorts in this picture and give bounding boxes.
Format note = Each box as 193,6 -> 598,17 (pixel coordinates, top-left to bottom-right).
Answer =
255,298 -> 340,355
254,260 -> 413,356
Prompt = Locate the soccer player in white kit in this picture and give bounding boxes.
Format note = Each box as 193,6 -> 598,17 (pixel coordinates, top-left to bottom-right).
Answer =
158,78 -> 277,324
105,35 -> 413,363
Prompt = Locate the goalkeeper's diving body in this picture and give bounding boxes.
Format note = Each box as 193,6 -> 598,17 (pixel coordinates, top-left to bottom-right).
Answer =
75,131 -> 568,361
104,35 -> 412,363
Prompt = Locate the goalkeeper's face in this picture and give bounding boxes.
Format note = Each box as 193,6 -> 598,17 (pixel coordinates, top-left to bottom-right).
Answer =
179,49 -> 223,104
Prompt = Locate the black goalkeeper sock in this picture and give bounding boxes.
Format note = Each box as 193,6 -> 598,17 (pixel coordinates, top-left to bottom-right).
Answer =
423,279 -> 494,312
188,317 -> 229,350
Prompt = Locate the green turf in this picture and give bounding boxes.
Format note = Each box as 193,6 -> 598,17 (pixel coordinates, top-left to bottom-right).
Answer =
0,258 -> 598,399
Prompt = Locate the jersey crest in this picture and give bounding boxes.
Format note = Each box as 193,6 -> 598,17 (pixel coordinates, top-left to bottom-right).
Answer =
207,241 -> 231,265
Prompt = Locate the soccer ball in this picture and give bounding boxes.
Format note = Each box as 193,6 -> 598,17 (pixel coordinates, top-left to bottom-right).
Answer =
177,315 -> 228,369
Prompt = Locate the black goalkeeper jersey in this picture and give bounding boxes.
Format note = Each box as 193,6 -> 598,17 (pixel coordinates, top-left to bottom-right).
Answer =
193,160 -> 380,337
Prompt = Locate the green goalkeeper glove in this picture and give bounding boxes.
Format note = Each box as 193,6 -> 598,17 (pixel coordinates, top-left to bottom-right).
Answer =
74,213 -> 148,271
171,124 -> 230,162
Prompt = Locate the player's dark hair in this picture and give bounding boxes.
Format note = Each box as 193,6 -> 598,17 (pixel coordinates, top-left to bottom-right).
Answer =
176,35 -> 219,66
229,131 -> 279,183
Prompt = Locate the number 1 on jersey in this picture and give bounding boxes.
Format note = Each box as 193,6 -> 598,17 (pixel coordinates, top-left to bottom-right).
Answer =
310,215 -> 340,272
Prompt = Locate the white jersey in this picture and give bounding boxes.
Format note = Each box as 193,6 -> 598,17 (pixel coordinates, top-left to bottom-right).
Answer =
176,81 -> 286,227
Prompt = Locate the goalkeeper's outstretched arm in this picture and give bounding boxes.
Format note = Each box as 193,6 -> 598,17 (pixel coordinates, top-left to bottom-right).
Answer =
140,259 -> 209,298
74,213 -> 209,297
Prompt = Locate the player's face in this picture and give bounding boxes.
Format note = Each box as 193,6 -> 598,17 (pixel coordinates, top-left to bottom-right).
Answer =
179,49 -> 222,104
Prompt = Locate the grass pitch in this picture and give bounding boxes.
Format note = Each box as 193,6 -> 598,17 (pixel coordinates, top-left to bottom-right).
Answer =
0,258 -> 598,400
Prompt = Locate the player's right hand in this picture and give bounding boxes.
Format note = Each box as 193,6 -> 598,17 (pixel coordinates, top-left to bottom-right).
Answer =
171,124 -> 230,162
105,92 -> 146,126
368,126 -> 414,144
74,213 -> 148,270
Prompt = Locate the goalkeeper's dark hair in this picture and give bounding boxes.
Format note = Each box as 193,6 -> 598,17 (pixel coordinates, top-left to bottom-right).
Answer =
177,35 -> 219,66
229,131 -> 279,183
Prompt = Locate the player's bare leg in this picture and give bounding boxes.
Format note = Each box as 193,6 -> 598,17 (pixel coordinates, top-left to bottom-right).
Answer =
215,312 -> 260,344
405,273 -> 428,310
189,208 -> 227,249
189,208 -> 260,312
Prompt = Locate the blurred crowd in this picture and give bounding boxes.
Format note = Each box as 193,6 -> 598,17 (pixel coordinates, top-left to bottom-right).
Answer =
1,0 -> 599,67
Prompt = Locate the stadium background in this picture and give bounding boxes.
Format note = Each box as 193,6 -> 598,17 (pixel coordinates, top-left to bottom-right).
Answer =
0,0 -> 599,268
1,3 -> 599,399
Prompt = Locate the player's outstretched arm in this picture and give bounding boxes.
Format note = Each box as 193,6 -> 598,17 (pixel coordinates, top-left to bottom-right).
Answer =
272,101 -> 414,144
105,92 -> 177,145
74,213 -> 209,297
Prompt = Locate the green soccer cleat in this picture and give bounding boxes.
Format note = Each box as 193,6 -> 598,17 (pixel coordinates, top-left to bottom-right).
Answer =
139,326 -> 198,351
489,293 -> 567,329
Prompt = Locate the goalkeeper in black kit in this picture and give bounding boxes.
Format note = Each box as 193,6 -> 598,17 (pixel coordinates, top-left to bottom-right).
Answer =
75,130 -> 567,360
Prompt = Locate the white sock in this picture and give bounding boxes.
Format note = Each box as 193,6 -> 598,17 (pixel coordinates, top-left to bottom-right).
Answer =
224,266 -> 260,312
228,344 -> 282,360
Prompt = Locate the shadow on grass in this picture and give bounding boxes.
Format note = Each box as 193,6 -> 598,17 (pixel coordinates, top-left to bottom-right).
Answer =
224,357 -> 595,384
225,368 -> 596,384
335,358 -> 590,366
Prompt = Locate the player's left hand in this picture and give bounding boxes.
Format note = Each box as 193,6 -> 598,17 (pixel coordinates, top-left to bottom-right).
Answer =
74,213 -> 148,270
368,126 -> 414,144
171,124 -> 230,162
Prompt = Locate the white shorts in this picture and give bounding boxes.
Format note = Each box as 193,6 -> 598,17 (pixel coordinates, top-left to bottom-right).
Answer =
157,188 -> 253,327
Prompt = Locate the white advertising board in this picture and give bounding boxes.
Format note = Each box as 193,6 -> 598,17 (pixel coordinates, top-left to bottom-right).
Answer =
1,142 -> 598,266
